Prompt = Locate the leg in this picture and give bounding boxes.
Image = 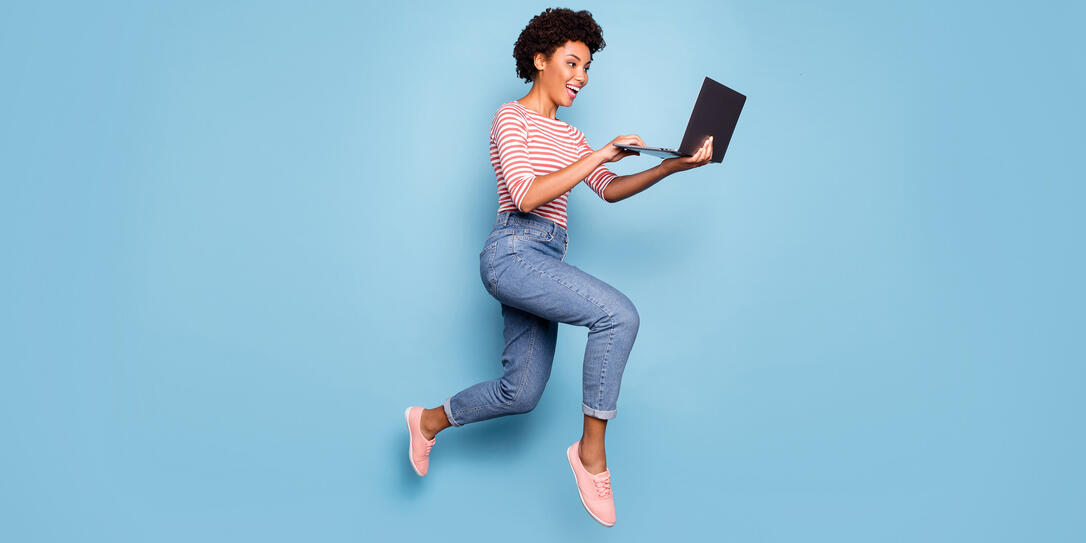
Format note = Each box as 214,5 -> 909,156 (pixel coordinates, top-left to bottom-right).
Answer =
579,414 -> 608,474
496,250 -> 640,421
437,303 -> 558,429
491,246 -> 639,473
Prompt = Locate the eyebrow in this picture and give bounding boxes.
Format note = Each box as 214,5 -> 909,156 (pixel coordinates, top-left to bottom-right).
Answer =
566,54 -> 591,64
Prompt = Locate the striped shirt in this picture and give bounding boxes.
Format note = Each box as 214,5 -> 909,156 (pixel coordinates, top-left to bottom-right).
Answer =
489,101 -> 617,230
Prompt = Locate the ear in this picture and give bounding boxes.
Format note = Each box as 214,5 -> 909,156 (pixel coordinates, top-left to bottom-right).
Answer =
534,52 -> 546,71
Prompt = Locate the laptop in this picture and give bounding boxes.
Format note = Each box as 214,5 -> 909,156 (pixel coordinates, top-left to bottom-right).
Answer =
614,76 -> 746,164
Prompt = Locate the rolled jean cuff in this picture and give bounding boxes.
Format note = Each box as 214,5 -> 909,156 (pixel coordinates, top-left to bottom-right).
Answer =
443,397 -> 462,427
582,403 -> 617,420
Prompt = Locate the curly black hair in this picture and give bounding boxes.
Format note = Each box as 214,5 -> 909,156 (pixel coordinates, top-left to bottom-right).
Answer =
513,8 -> 606,84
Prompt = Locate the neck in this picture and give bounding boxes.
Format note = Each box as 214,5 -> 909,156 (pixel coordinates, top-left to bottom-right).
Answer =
517,84 -> 558,119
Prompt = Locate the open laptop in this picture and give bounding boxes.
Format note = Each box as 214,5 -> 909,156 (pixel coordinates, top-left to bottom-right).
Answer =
614,76 -> 746,164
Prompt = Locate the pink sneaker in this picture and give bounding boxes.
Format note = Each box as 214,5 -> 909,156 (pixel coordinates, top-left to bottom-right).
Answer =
566,440 -> 616,527
404,406 -> 436,476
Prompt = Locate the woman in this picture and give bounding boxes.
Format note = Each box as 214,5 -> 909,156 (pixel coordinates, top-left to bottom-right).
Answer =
403,8 -> 712,526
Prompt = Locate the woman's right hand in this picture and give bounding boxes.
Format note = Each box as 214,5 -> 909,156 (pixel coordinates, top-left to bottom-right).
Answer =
597,134 -> 645,163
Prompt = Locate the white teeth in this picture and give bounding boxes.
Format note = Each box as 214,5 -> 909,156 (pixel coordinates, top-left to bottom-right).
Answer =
566,85 -> 579,93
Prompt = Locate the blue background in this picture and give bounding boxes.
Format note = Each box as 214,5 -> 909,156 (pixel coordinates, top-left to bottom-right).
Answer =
2,1 -> 1083,541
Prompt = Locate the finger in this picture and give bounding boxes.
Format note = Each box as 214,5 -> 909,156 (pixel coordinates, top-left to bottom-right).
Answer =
698,139 -> 711,164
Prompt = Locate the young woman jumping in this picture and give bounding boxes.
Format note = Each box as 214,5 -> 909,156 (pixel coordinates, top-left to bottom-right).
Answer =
403,7 -> 712,527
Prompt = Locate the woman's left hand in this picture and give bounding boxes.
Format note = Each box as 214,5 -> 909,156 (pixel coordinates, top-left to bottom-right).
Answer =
661,136 -> 713,173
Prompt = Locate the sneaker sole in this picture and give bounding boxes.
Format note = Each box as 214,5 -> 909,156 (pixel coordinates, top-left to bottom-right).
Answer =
566,445 -> 615,527
405,407 -> 425,477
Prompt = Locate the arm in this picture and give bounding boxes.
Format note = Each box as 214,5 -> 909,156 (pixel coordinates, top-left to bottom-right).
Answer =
517,150 -> 610,213
493,108 -> 641,213
493,109 -> 612,213
603,163 -> 675,203
603,136 -> 716,203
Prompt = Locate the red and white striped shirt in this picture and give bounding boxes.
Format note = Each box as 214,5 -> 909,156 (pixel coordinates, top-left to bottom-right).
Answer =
490,101 -> 617,230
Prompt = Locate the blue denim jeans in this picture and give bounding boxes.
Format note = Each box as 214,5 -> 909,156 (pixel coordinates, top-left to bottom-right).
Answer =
443,211 -> 640,426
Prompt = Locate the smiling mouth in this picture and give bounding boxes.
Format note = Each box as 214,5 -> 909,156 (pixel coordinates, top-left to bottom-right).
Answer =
565,84 -> 581,99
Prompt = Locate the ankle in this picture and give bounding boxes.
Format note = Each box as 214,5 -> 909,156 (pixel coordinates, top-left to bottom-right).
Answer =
579,441 -> 607,474
420,408 -> 445,440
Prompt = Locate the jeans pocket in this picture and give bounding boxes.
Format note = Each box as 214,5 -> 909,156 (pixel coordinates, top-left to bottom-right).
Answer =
480,228 -> 514,256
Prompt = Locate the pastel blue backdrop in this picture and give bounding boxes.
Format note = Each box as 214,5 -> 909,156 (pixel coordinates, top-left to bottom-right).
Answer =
2,1 -> 1083,541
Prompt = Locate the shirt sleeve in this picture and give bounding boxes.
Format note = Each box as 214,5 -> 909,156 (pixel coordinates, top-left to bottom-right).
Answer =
491,107 -> 536,212
575,131 -> 618,201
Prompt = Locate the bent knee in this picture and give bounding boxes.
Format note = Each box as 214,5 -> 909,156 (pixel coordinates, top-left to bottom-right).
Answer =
591,296 -> 639,333
625,300 -> 640,331
507,393 -> 542,414
499,382 -> 544,414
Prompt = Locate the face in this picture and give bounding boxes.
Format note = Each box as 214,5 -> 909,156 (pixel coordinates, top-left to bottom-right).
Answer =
533,40 -> 591,107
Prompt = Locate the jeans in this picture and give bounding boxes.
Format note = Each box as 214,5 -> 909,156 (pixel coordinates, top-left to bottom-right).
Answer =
443,211 -> 640,426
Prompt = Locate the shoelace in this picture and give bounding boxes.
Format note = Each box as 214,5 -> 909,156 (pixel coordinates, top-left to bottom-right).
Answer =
593,476 -> 611,497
